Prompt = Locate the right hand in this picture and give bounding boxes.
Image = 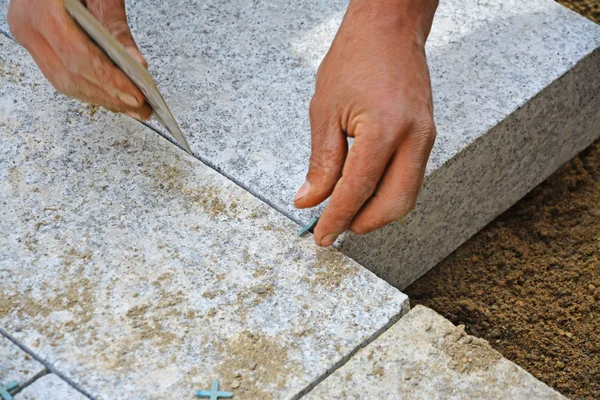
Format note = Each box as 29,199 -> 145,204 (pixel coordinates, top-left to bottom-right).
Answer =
8,0 -> 152,119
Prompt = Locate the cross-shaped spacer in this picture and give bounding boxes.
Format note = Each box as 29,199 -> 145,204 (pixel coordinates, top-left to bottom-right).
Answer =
196,380 -> 233,400
0,381 -> 18,400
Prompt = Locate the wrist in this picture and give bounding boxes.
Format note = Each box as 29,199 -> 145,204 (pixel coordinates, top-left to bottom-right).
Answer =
346,0 -> 438,46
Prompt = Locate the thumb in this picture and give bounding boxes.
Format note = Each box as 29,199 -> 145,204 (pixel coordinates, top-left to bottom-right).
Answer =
86,0 -> 148,68
294,99 -> 347,209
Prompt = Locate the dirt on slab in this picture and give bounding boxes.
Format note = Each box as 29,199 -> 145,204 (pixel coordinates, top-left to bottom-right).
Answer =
407,4 -> 600,398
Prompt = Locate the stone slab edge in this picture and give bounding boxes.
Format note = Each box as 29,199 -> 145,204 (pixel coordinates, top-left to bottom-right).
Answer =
306,305 -> 566,399
341,47 -> 600,289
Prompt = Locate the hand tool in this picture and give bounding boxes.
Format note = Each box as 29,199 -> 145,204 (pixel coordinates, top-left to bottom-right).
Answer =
63,0 -> 193,155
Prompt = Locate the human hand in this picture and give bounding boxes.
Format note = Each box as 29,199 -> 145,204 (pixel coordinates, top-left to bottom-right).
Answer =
8,0 -> 151,119
294,0 -> 438,246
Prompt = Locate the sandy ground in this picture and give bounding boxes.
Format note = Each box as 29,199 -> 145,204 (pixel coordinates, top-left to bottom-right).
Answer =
406,2 -> 600,399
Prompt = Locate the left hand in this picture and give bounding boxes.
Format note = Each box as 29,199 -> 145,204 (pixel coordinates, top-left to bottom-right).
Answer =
294,0 -> 438,246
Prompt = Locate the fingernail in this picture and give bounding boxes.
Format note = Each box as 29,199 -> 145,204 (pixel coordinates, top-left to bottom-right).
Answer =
294,181 -> 311,202
321,232 -> 339,247
118,93 -> 140,108
125,111 -> 141,120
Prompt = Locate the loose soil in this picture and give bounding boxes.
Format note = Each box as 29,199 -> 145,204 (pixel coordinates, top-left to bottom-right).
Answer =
408,138 -> 600,400
406,3 -> 600,399
557,0 -> 600,22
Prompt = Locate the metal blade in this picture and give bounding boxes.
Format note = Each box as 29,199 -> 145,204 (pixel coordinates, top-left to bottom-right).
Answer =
63,0 -> 193,155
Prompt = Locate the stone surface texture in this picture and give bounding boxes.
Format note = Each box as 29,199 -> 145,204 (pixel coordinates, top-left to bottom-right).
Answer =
1,0 -> 599,288
15,374 -> 87,400
307,305 -> 566,400
122,0 -> 600,288
0,2 -> 7,37
0,336 -> 44,387
0,35 -> 408,400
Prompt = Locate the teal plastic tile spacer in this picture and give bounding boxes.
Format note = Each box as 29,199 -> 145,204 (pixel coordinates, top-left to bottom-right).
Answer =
0,381 -> 18,400
298,216 -> 319,236
196,380 -> 233,400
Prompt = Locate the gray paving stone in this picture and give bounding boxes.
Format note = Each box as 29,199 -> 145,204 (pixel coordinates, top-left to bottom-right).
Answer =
0,2 -> 7,38
0,336 -> 44,388
123,0 -> 599,289
2,1 -> 599,289
307,305 -> 566,399
15,374 -> 87,400
0,35 -> 408,400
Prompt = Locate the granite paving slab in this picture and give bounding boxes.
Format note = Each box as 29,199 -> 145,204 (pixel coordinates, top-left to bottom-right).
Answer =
122,0 -> 600,289
2,1 -> 599,289
0,1 -> 7,37
0,336 -> 45,389
307,305 -> 566,399
15,374 -> 87,400
0,35 -> 408,400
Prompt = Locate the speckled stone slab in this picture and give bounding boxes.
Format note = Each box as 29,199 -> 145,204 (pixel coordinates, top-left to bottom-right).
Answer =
0,2 -> 8,37
2,1 -> 600,289
0,35 -> 408,399
307,306 -> 566,399
122,0 -> 600,289
0,336 -> 44,388
15,375 -> 87,400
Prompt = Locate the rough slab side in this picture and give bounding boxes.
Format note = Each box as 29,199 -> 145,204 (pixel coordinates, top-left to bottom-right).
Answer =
123,0 -> 599,288
307,305 -> 566,400
343,46 -> 600,288
15,374 -> 87,400
0,35 -> 407,400
0,336 -> 45,387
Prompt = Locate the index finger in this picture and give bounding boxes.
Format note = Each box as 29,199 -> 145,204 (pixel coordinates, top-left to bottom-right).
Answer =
41,1 -> 145,108
313,124 -> 398,246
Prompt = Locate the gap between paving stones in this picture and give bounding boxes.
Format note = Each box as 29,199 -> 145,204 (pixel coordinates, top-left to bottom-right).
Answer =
0,29 -> 306,232
0,328 -> 94,400
291,309 -> 405,399
140,120 -> 306,228
1,291 -> 408,400
8,370 -> 48,397
0,31 -> 414,398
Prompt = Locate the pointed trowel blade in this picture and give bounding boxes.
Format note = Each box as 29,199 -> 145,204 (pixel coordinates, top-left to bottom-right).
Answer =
63,0 -> 193,155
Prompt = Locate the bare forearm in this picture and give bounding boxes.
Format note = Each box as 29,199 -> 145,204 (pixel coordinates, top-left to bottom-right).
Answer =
346,0 -> 438,46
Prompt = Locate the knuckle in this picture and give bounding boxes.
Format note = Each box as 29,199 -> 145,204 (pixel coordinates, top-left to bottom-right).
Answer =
349,222 -> 373,235
308,151 -> 340,179
333,206 -> 359,226
105,20 -> 133,45
416,119 -> 437,149
354,180 -> 378,200
418,117 -> 437,139
350,218 -> 376,235
394,192 -> 418,218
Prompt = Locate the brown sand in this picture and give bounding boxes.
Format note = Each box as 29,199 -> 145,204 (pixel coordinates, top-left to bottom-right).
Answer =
406,4 -> 600,398
408,125 -> 600,395
557,0 -> 600,23
407,141 -> 600,400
